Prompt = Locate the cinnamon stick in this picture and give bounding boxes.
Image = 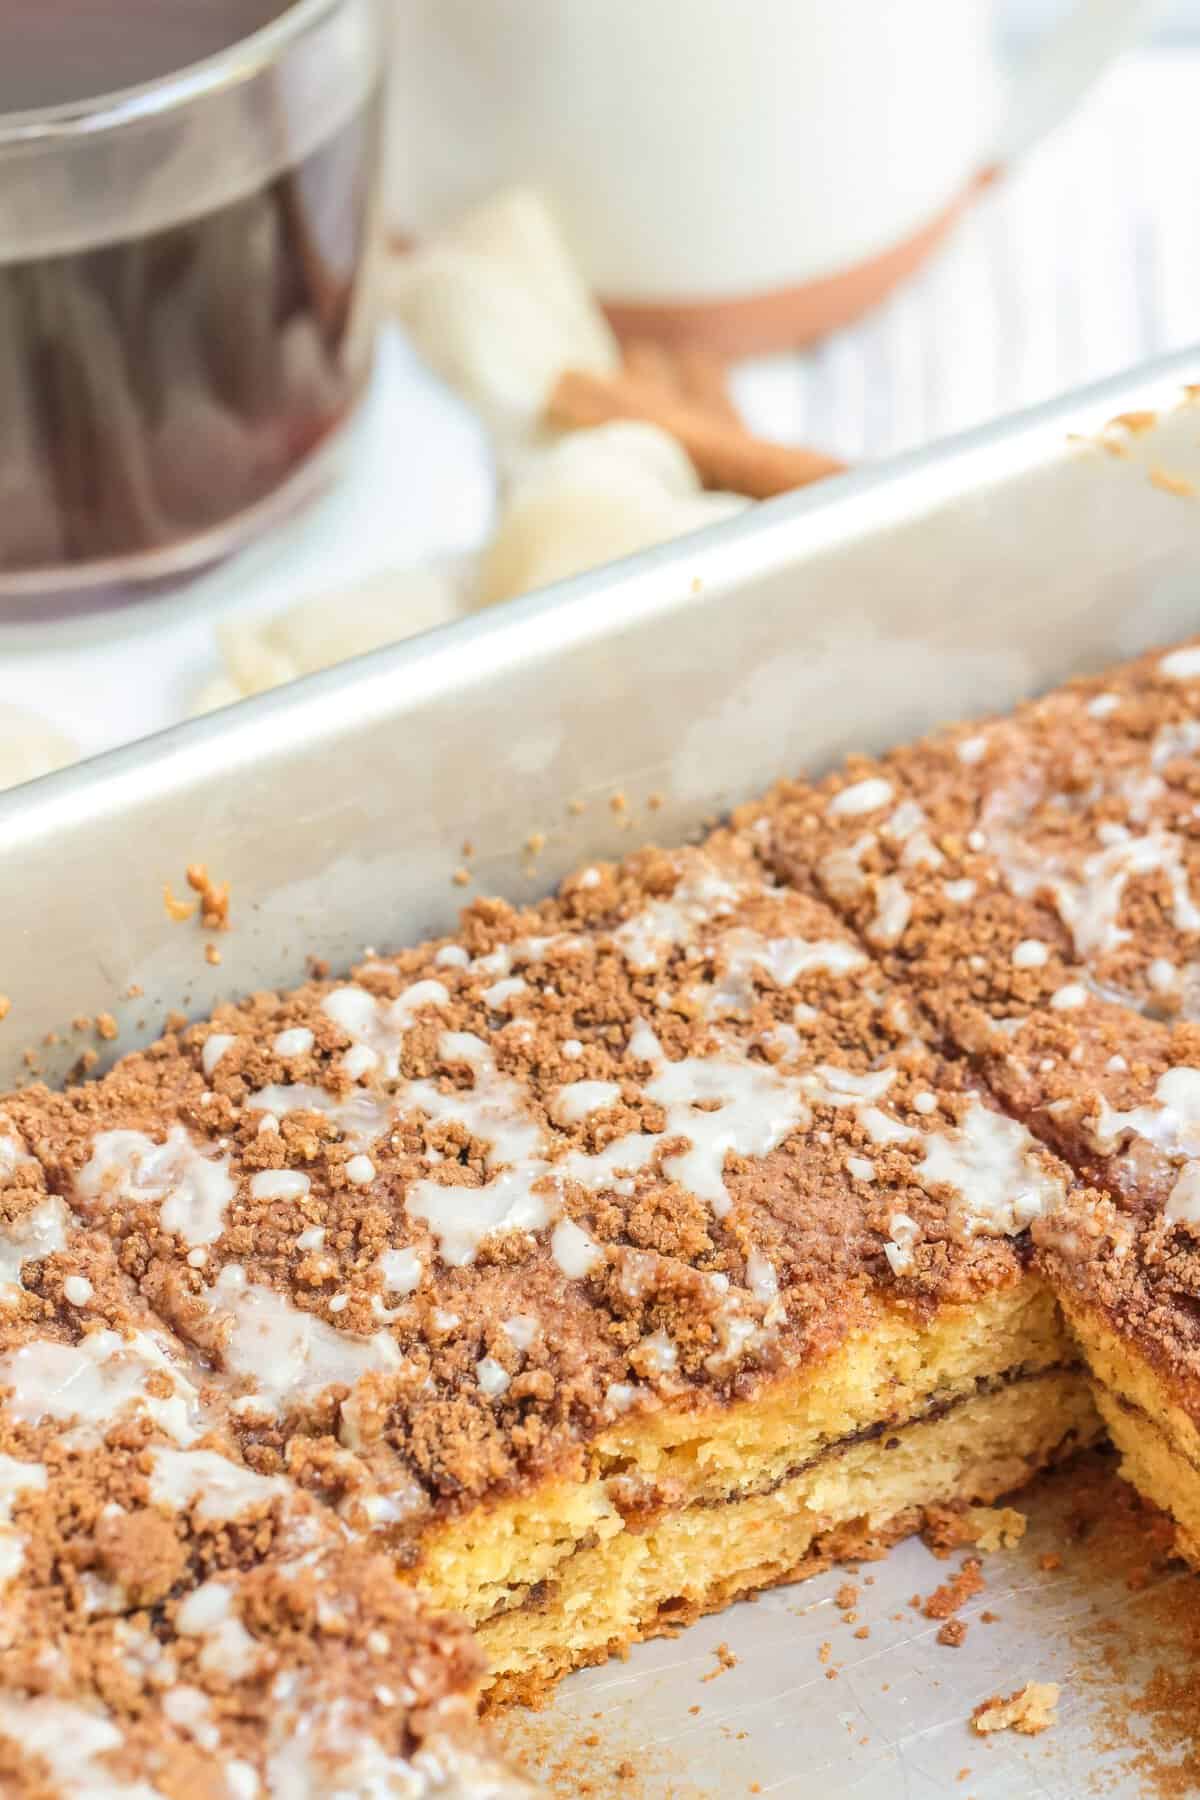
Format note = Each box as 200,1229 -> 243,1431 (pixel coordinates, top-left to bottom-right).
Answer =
549,367 -> 845,499
622,338 -> 742,429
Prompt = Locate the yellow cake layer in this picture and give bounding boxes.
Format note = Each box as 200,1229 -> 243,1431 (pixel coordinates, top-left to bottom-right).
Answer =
409,1277 -> 1098,1698
1059,1295 -> 1200,1563
478,1367 -> 1096,1699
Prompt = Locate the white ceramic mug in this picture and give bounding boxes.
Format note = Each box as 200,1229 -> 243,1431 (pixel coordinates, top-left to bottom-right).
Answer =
387,0 -> 1159,353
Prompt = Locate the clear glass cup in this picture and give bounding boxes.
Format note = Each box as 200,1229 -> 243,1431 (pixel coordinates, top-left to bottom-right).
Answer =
0,0 -> 386,611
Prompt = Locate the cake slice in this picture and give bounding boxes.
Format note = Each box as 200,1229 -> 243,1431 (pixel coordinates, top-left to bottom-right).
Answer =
6,834 -> 1098,1702
748,632 -> 1200,1049
972,996 -> 1200,1566
0,1546 -> 535,1799
0,1118 -> 532,1797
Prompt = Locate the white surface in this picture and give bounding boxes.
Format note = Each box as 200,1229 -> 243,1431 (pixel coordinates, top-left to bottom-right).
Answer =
390,0 -> 1000,294
3,50 -> 1199,760
496,1463 -> 1184,1797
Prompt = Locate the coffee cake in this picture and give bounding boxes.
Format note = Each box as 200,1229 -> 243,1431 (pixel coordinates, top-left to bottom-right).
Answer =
4,833 -> 1095,1718
12,631 -> 1200,1791
0,1123 -> 530,1795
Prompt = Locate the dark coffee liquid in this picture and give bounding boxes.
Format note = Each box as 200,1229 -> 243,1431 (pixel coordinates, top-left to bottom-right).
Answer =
0,2 -> 293,110
0,4 -> 380,579
0,100 -> 379,575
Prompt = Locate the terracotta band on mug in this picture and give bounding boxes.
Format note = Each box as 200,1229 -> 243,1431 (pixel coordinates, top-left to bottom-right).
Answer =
600,178 -> 992,357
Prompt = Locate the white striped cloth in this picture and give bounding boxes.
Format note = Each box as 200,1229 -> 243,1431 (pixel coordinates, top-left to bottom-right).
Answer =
734,51 -> 1200,461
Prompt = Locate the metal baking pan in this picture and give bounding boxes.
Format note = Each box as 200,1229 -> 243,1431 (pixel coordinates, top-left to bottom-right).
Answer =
3,348 -> 1200,1794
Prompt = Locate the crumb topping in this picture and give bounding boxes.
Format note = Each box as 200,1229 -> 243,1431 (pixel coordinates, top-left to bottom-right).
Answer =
749,635 -> 1200,1046
1,839 -> 1057,1541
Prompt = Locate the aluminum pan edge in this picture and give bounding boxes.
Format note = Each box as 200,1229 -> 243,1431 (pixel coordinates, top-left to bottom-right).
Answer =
1,347 -> 1198,1087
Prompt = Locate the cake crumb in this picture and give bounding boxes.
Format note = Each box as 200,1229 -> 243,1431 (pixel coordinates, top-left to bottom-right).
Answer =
452,867 -> 471,887
123,982 -> 143,999
0,995 -> 9,1022
854,1626 -> 870,1640
937,1619 -> 968,1648
971,1682 -> 1059,1737
1039,1552 -> 1062,1572
568,798 -> 585,816
526,832 -> 546,856
615,1761 -> 635,1782
205,943 -> 223,966
1149,466 -> 1196,499
164,882 -> 197,922
186,862 -> 230,929
95,1011 -> 118,1041
923,1558 -> 984,1620
924,1505 -> 1025,1555
701,1642 -> 737,1683
835,1583 -> 859,1611
609,792 -> 627,813
980,1611 -> 999,1624
970,1507 -> 1026,1553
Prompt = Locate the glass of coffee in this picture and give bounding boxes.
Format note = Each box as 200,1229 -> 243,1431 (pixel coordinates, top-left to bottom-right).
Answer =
0,0 -> 386,609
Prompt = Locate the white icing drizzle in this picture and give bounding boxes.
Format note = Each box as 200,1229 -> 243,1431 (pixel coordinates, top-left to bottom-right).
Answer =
916,1101 -> 1064,1235
998,825 -> 1200,961
0,1192 -> 71,1300
796,1063 -> 917,1147
404,1033 -> 553,1266
483,976 -> 527,1010
1089,1066 -> 1200,1158
820,832 -> 876,901
273,1027 -> 314,1058
1012,938 -> 1049,969
0,1695 -> 166,1800
637,1328 -> 677,1374
551,1080 -> 622,1125
943,878 -> 976,904
866,875 -> 911,948
632,1022 -> 810,1217
176,1580 -> 261,1678
1167,1163 -> 1200,1226
550,1218 -> 602,1278
883,1212 -> 921,1275
201,1033 -> 236,1077
250,1170 -> 311,1201
0,1330 -> 204,1444
476,1355 -> 510,1398
827,777 -> 893,817
1159,645 -> 1200,680
502,1314 -> 539,1351
76,1127 -> 234,1250
697,927 -> 867,1017
345,1154 -> 376,1186
246,1083 -> 391,1148
376,1246 -> 423,1298
202,1265 -> 402,1418
0,1452 -> 46,1586
147,1447 -> 287,1524
610,867 -> 743,972
321,980 -> 449,1081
